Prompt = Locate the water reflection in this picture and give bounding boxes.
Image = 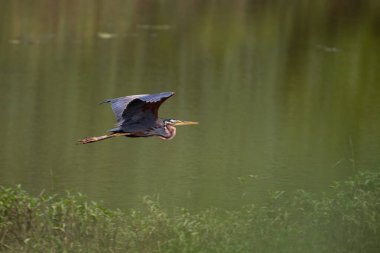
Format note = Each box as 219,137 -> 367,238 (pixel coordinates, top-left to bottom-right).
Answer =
0,0 -> 379,210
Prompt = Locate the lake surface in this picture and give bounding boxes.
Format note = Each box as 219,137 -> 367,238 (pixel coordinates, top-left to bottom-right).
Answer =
0,0 -> 379,210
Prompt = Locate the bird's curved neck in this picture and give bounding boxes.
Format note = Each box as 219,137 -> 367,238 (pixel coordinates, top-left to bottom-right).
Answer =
161,124 -> 176,140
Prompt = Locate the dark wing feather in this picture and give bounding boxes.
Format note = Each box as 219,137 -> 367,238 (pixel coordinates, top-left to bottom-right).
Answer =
100,94 -> 147,122
102,92 -> 174,132
120,92 -> 174,131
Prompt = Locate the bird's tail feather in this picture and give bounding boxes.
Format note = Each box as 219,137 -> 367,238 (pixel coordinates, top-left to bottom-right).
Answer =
78,132 -> 131,144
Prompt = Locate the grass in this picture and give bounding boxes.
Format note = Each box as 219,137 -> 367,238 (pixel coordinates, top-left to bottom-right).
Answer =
0,171 -> 379,253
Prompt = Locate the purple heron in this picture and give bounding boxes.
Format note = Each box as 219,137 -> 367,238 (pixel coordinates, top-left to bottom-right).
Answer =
78,92 -> 198,144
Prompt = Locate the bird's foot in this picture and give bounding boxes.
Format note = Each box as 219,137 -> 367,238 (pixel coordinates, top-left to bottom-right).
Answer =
77,136 -> 100,144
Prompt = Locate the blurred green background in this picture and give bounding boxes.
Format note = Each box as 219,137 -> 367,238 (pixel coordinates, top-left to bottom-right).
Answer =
0,0 -> 379,210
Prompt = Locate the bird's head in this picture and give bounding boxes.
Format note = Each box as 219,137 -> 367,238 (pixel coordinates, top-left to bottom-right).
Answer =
163,119 -> 199,126
159,119 -> 198,140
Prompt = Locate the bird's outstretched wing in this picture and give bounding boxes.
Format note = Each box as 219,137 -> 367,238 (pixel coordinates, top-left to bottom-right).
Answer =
101,92 -> 175,132
100,94 -> 147,122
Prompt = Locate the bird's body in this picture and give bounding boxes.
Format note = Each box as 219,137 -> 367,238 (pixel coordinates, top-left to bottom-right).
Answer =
78,92 -> 197,144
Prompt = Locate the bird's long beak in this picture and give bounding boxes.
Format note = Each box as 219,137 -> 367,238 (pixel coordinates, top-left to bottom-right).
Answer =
174,120 -> 199,126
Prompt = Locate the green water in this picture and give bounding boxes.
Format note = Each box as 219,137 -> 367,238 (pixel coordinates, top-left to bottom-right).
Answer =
0,0 -> 379,210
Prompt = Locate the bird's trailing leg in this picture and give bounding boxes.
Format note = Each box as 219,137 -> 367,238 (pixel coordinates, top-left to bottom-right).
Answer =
78,132 -> 131,144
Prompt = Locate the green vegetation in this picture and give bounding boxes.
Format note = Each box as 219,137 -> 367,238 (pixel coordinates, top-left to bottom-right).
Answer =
1,171 -> 379,253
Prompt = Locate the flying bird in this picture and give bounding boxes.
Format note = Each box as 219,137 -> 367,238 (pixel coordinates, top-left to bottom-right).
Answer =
78,92 -> 198,144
